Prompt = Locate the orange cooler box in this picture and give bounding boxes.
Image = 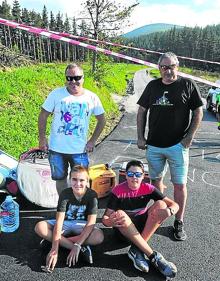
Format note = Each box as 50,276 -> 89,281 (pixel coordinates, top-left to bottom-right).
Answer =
119,162 -> 150,184
88,164 -> 116,198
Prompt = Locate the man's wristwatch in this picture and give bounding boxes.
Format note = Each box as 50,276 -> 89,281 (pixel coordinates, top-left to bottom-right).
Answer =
168,207 -> 175,216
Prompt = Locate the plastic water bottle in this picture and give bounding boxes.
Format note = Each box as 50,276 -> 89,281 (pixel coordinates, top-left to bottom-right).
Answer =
0,195 -> 19,232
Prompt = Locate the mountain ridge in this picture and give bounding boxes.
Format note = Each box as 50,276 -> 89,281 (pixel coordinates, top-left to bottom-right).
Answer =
122,23 -> 183,38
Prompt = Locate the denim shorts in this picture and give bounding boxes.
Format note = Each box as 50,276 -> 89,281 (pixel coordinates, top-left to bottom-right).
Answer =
48,150 -> 89,180
47,219 -> 87,236
146,142 -> 189,184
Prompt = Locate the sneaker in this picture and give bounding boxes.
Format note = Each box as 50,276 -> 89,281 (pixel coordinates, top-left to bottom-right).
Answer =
150,251 -> 177,278
173,220 -> 187,241
218,126 -> 220,130
80,245 -> 93,264
128,245 -> 150,273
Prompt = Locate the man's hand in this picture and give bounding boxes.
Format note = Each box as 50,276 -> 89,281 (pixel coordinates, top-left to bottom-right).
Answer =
66,243 -> 81,267
85,140 -> 95,153
137,139 -> 147,150
39,137 -> 49,151
181,136 -> 193,148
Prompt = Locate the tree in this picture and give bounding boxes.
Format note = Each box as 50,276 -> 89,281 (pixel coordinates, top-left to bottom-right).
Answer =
41,5 -> 49,28
72,17 -> 77,35
21,8 -> 30,24
80,0 -> 139,72
11,0 -> 21,21
0,0 -> 11,19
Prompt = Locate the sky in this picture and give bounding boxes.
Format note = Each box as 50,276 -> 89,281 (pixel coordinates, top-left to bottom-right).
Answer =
1,0 -> 220,33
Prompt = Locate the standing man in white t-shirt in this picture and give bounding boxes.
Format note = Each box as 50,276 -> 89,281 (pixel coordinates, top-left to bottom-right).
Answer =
38,63 -> 106,194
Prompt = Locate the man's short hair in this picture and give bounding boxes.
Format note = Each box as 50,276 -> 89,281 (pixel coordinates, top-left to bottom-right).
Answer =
126,160 -> 144,173
158,52 -> 179,66
65,63 -> 84,75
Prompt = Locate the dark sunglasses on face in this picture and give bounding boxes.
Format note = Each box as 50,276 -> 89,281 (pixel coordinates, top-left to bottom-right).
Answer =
160,64 -> 177,71
66,75 -> 83,82
127,171 -> 143,178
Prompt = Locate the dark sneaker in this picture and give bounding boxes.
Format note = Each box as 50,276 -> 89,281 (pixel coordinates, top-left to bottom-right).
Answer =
218,126 -> 220,130
80,245 -> 93,264
128,245 -> 150,273
173,220 -> 187,241
150,251 -> 177,278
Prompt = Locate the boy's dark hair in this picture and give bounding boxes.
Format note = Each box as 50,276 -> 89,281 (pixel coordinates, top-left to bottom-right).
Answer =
126,160 -> 144,172
71,165 -> 89,177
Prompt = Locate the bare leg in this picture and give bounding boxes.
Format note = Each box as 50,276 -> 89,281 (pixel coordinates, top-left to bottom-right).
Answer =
67,228 -> 104,245
116,201 -> 169,258
173,183 -> 187,221
56,178 -> 67,195
118,220 -> 154,257
151,178 -> 167,193
141,200 -> 168,241
35,221 -> 104,249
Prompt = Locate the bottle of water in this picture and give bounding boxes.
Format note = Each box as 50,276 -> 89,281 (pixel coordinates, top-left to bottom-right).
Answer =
0,195 -> 19,233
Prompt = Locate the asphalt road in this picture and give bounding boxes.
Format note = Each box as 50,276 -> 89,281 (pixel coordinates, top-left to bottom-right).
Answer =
0,70 -> 219,281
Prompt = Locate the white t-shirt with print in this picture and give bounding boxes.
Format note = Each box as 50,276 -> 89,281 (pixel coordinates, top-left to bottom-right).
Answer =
42,87 -> 105,154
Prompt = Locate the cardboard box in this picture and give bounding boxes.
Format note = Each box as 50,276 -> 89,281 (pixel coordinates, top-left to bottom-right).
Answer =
119,162 -> 150,184
89,164 -> 116,198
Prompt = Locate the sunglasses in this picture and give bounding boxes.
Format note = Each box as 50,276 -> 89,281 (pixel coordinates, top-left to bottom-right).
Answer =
127,171 -> 143,178
160,64 -> 177,71
66,75 -> 83,82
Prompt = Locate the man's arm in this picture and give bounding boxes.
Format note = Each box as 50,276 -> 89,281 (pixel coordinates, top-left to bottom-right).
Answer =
181,106 -> 203,148
38,108 -> 51,150
86,113 -> 106,152
137,106 -> 148,150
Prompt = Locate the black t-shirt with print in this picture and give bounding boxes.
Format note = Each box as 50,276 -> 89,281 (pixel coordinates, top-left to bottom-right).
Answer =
57,187 -> 98,221
137,77 -> 203,147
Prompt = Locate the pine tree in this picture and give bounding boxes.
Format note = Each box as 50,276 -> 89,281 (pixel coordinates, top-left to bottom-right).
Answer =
11,0 -> 21,21
41,5 -> 49,28
0,0 -> 11,19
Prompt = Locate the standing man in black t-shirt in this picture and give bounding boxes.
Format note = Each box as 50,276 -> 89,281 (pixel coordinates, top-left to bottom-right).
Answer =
35,165 -> 104,272
137,52 -> 203,241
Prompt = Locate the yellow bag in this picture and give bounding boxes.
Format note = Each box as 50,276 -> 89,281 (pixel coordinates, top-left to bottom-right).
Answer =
88,164 -> 116,198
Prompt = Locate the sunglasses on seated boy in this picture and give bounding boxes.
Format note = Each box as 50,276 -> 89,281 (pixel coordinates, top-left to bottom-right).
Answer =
126,171 -> 143,178
66,75 -> 83,82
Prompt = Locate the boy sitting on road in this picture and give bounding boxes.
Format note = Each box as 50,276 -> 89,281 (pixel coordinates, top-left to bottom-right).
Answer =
102,160 -> 179,278
35,165 -> 104,272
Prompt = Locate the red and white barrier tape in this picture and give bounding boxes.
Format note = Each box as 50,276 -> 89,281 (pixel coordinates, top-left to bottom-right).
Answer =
0,17 -> 219,87
51,31 -> 220,66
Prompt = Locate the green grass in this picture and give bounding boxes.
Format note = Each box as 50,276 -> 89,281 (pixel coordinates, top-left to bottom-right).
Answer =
0,62 -> 147,158
101,63 -> 146,95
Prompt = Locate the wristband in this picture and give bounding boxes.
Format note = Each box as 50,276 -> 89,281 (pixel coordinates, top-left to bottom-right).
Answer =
73,243 -> 82,249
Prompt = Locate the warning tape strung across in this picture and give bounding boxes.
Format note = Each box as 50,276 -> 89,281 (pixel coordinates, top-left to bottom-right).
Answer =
0,17 -> 219,87
51,31 -> 220,66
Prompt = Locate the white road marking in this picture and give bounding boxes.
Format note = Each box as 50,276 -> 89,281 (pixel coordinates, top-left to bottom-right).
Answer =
187,168 -> 196,182
202,172 -> 220,188
123,141 -> 132,151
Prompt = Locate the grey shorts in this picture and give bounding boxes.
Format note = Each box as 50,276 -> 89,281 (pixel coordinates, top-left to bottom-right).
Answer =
47,219 -> 87,236
146,142 -> 189,184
